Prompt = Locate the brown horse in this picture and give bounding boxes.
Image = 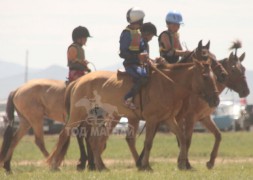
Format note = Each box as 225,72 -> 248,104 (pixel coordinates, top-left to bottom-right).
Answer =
74,40 -> 229,171
176,49 -> 250,170
123,40 -> 229,169
47,59 -> 219,171
129,42 -> 249,170
0,79 -> 67,172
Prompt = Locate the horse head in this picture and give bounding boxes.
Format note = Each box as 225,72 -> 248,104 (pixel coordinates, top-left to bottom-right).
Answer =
220,52 -> 250,97
181,40 -> 228,84
192,58 -> 220,107
195,40 -> 210,60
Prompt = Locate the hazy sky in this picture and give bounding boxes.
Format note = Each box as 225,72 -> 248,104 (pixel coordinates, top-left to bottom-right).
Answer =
0,0 -> 253,71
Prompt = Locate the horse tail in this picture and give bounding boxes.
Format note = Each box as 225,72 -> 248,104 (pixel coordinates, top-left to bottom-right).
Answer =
0,90 -> 17,161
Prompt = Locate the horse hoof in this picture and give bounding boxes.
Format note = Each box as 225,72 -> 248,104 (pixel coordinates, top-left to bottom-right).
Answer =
76,164 -> 86,171
138,165 -> 153,172
178,163 -> 187,170
50,166 -> 61,172
88,164 -> 96,171
186,161 -> 193,170
206,161 -> 214,169
97,166 -> 109,172
4,169 -> 13,175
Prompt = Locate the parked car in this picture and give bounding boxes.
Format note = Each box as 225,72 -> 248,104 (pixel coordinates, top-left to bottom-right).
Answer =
112,118 -> 146,134
240,104 -> 253,131
194,100 -> 245,131
29,118 -> 64,135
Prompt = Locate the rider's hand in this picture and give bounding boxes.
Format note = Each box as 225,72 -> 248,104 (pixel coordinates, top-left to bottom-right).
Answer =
138,52 -> 148,63
183,50 -> 191,56
155,57 -> 167,65
82,60 -> 89,66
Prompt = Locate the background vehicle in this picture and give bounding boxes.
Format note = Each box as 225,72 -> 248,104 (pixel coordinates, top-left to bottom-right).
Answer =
194,100 -> 246,132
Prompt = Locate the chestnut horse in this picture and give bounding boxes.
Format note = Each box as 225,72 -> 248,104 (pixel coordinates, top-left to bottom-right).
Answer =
128,42 -> 249,170
0,79 -> 67,172
176,49 -> 250,169
75,40 -> 229,171
47,59 -> 219,171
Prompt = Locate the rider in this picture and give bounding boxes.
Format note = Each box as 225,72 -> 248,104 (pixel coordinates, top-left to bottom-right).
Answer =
67,26 -> 92,82
119,7 -> 156,109
158,10 -> 191,64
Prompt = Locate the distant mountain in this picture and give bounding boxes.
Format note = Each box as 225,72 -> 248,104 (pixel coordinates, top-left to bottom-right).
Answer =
0,60 -> 40,78
0,61 -> 252,104
0,64 -> 68,100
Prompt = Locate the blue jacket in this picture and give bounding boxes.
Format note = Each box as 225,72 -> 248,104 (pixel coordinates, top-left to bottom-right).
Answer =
119,28 -> 148,67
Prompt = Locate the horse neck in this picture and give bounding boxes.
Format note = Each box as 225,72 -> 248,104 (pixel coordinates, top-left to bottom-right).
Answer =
216,81 -> 226,95
218,58 -> 236,93
158,64 -> 195,95
178,50 -> 195,63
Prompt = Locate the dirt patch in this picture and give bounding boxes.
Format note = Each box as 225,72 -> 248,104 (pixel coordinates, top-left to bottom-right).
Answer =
10,157 -> 253,167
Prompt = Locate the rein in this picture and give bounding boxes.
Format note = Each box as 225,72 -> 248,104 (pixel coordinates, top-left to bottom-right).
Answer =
88,61 -> 97,71
148,59 -> 175,83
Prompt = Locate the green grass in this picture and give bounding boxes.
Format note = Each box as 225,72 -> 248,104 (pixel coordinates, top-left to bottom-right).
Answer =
0,132 -> 253,179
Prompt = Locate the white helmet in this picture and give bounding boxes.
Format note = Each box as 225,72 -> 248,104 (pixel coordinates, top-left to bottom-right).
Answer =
126,7 -> 145,23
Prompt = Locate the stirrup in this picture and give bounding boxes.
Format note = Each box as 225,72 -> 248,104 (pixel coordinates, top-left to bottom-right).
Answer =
124,99 -> 137,110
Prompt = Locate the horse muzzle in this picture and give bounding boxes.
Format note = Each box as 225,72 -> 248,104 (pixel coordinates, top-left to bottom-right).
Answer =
239,88 -> 250,98
201,92 -> 220,108
208,95 -> 220,108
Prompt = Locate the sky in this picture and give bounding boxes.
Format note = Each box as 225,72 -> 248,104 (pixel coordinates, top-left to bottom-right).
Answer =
0,0 -> 253,71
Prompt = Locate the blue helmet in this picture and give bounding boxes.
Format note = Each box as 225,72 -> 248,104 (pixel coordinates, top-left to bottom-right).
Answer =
165,10 -> 183,24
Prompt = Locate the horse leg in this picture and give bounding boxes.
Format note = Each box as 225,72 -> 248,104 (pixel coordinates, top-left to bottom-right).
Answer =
85,136 -> 96,170
2,117 -> 31,172
136,122 -> 159,168
3,157 -> 12,173
31,117 -> 49,157
76,125 -> 88,171
47,127 -> 71,170
200,116 -> 221,169
139,120 -> 158,171
165,117 -> 187,170
88,126 -> 108,171
182,116 -> 195,169
125,118 -> 140,163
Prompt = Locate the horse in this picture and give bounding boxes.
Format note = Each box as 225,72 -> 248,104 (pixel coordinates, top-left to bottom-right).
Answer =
175,45 -> 250,169
130,41 -> 249,170
121,40 -> 229,169
0,79 -> 67,172
74,40 -> 229,171
46,58 -> 220,171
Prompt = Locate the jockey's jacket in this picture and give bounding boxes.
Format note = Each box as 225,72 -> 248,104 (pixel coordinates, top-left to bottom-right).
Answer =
126,27 -> 141,51
119,27 -> 143,66
67,43 -> 86,71
158,31 -> 182,64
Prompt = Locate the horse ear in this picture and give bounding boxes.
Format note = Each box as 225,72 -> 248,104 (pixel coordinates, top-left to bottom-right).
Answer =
239,52 -> 245,62
229,52 -> 234,61
198,40 -> 203,50
205,40 -> 210,50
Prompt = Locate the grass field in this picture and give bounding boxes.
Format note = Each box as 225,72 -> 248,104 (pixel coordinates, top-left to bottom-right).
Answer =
0,131 -> 253,179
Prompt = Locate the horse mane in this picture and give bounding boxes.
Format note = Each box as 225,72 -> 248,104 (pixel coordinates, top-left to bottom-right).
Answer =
178,51 -> 195,63
229,40 -> 242,56
157,62 -> 195,71
229,40 -> 242,50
